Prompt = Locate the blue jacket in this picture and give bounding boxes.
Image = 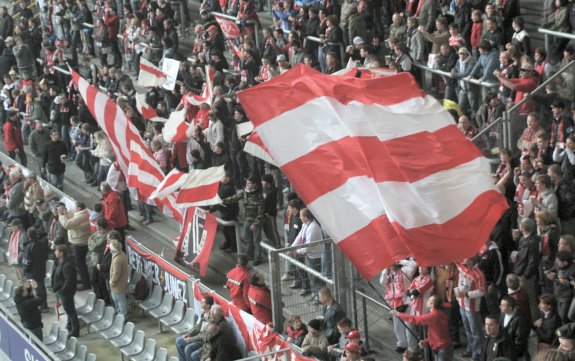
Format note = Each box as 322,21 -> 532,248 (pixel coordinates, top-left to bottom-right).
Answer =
470,49 -> 500,84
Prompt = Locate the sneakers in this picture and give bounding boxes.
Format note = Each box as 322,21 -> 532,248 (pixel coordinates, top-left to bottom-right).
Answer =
281,274 -> 293,282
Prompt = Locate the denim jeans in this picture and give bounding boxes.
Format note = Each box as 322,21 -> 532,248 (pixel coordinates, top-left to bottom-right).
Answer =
459,308 -> 483,358
48,172 -> 64,190
435,346 -> 453,361
243,223 -> 262,262
111,292 -> 128,316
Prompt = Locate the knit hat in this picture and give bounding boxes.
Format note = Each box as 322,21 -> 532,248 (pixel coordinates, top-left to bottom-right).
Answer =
308,319 -> 322,331
352,36 -> 364,45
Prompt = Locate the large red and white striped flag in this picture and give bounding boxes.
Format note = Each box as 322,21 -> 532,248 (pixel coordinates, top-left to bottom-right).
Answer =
135,93 -> 168,123
238,65 -> 509,279
71,69 -> 183,222
162,107 -> 193,143
236,121 -> 278,166
138,58 -> 169,87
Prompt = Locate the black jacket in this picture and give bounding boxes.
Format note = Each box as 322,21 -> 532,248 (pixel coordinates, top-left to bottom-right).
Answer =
52,256 -> 77,296
213,182 -> 239,221
535,310 -> 561,344
513,233 -> 540,279
99,249 -> 112,280
263,185 -> 278,217
43,139 -> 68,175
501,311 -> 530,357
480,331 -> 517,361
15,291 -> 43,330
208,330 -> 242,361
22,237 -> 49,281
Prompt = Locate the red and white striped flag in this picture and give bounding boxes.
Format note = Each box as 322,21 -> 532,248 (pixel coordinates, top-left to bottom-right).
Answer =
136,93 -> 168,123
71,69 -> 182,222
214,15 -> 241,39
185,66 -> 214,106
162,107 -> 193,143
334,67 -> 398,79
236,121 -> 278,166
138,58 -> 169,87
238,65 -> 509,279
150,168 -> 189,200
175,165 -> 225,207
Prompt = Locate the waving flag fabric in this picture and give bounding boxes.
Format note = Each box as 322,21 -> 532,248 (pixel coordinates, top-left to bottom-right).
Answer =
136,93 -> 168,123
138,58 -> 169,87
71,70 -> 182,222
151,166 -> 224,207
238,65 -> 509,279
186,65 -> 214,107
214,15 -> 241,39
162,107 -> 193,143
236,121 -> 278,166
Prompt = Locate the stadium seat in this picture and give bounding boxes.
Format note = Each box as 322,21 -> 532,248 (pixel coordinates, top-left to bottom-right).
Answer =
159,300 -> 184,333
0,274 -> 7,292
76,292 -> 96,316
131,338 -> 157,361
138,285 -> 163,315
100,314 -> 125,340
86,353 -> 97,361
79,299 -> 105,329
120,330 -> 145,361
169,308 -> 195,334
152,348 -> 168,361
89,306 -> 115,333
56,336 -> 78,361
0,280 -> 13,301
47,330 -> 68,353
71,344 -> 87,361
110,322 -> 135,348
1,287 -> 16,308
45,260 -> 54,289
43,322 -> 60,345
148,293 -> 173,331
168,356 -> 178,361
126,271 -> 143,309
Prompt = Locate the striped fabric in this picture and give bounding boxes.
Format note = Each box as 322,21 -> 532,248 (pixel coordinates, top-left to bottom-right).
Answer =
138,58 -> 168,87
238,65 -> 509,279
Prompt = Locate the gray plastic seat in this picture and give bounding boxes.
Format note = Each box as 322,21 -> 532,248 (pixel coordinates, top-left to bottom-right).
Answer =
56,336 -> 78,361
71,344 -> 87,361
168,357 -> 178,361
45,259 -> 54,288
0,279 -> 13,301
138,285 -> 163,315
0,274 -> 7,292
76,292 -> 96,316
149,293 -> 173,331
101,313 -> 125,340
86,354 -> 96,361
47,330 -> 68,353
120,330 -> 145,360
152,348 -> 167,361
1,287 -> 16,308
79,299 -> 105,327
89,306 -> 115,333
127,271 -> 142,294
170,307 -> 195,334
131,338 -> 157,361
44,322 -> 60,345
159,300 -> 184,333
110,322 -> 135,348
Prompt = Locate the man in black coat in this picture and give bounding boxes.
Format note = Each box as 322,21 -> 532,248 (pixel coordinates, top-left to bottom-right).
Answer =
42,129 -> 68,190
206,322 -> 242,361
481,315 -> 517,361
499,296 -> 530,360
14,279 -> 44,340
319,287 -> 347,344
22,227 -> 49,310
52,244 -> 79,337
212,172 -> 239,251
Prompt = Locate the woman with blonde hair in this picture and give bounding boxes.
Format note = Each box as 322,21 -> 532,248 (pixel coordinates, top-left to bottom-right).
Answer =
91,131 -> 114,186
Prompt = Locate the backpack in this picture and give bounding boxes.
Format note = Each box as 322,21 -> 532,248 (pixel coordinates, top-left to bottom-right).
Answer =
134,278 -> 150,301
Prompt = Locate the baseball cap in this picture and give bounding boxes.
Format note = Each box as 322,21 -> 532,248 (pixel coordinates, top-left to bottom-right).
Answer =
352,36 -> 365,45
345,343 -> 361,352
346,330 -> 361,339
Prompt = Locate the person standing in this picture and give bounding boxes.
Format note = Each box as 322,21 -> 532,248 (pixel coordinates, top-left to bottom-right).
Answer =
42,129 -> 68,190
28,119 -> 50,174
261,174 -> 281,248
248,273 -> 272,324
3,111 -> 27,166
108,239 -> 128,317
392,295 -> 453,361
100,182 -> 128,245
58,202 -> 91,291
212,172 -> 239,251
52,244 -> 79,338
87,219 -> 108,300
512,217 -> 541,320
22,227 -> 49,311
481,315 -> 517,361
225,255 -> 251,312
499,296 -> 530,361
14,279 -> 44,340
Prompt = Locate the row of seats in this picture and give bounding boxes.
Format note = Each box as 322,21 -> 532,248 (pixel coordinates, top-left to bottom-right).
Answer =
44,325 -> 96,361
0,275 -> 18,316
138,283 -> 195,335
75,271 -> 177,361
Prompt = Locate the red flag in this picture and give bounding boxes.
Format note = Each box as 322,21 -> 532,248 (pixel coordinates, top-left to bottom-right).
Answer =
214,15 -> 241,39
237,65 -> 509,279
138,58 -> 169,87
71,70 -> 182,222
176,207 -> 218,276
135,93 -> 168,122
185,65 -> 214,106
162,108 -> 192,142
151,166 -> 225,207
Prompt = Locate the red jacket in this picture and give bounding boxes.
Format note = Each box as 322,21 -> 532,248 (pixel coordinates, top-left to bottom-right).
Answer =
226,266 -> 250,311
3,120 -> 23,151
398,309 -> 451,350
102,190 -> 128,228
471,22 -> 482,49
104,14 -> 120,39
248,284 -> 272,324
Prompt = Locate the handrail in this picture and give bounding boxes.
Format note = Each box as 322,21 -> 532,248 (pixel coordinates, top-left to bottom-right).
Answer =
236,348 -> 291,360
210,11 -> 253,23
355,289 -> 391,311
538,28 -> 575,41
414,63 -> 498,88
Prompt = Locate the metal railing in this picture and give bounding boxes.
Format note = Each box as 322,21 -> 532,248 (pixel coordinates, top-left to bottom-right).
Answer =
538,28 -> 575,56
237,348 -> 291,360
414,63 -> 499,88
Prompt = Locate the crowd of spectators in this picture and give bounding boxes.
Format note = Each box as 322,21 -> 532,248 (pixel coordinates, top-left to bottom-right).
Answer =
1,0 -> 575,359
